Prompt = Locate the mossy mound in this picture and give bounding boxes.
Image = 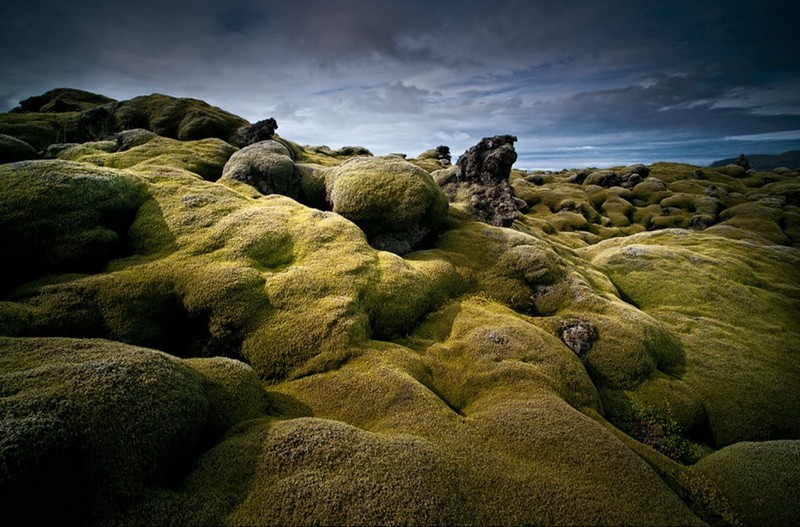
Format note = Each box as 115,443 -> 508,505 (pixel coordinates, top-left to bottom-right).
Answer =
0,111 -> 85,151
0,160 -> 147,292
0,90 -> 248,151
0,337 -> 204,524
325,155 -> 449,254
14,88 -> 117,113
1,90 -> 799,526
408,145 -> 452,173
219,140 -> 301,198
226,417 -> 474,526
694,440 -> 800,526
582,229 -> 800,447
105,94 -> 249,145
56,134 -> 237,181
0,134 -> 38,163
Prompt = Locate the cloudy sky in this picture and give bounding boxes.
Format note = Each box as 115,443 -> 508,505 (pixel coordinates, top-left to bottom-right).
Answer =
2,0 -> 799,169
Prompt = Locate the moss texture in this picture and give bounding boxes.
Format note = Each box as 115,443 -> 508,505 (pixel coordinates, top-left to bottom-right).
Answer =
1,91 -> 798,526
694,440 -> 800,526
324,155 -> 449,254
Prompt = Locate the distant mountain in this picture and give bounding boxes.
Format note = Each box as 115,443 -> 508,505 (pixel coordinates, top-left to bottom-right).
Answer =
710,150 -> 800,170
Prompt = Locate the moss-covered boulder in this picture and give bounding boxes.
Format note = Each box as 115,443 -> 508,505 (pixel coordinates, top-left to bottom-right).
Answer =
14,88 -> 116,113
694,440 -> 800,527
58,134 -> 237,181
0,160 -> 146,291
0,337 -> 210,525
0,90 -> 248,151
219,140 -> 301,198
0,134 -> 38,163
107,94 -> 248,145
582,229 -> 800,446
409,145 -> 452,173
325,155 -> 449,254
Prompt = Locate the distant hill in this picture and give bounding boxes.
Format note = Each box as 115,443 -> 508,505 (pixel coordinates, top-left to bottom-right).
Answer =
710,150 -> 800,170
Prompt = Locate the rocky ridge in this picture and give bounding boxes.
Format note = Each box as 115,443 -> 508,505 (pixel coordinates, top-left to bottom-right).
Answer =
1,88 -> 799,526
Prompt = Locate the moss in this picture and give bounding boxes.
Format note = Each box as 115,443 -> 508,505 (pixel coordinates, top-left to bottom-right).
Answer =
218,140 -> 300,197
223,417 -> 475,526
0,111 -> 90,150
0,336 -> 209,525
714,201 -> 789,244
0,160 -> 147,292
280,139 -> 373,167
325,155 -> 449,254
269,337 -> 702,525
0,134 -> 39,163
609,399 -> 706,464
61,135 -> 237,181
694,441 -> 800,527
631,177 -> 673,205
185,357 -> 270,439
582,230 -> 800,446
406,297 -> 600,412
108,94 -> 248,145
601,195 -> 634,227
16,88 -> 116,113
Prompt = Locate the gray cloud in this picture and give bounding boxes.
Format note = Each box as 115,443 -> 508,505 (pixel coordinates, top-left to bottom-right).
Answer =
1,0 -> 799,168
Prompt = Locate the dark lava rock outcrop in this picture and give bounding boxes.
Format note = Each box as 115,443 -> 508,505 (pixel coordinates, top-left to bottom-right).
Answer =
236,118 -> 279,147
437,135 -> 523,227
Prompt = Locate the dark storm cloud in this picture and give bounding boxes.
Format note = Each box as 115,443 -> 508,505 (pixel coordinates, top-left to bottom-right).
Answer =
1,0 -> 799,167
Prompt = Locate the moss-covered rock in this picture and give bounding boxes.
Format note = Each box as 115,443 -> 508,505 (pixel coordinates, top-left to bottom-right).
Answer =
694,440 -> 800,527
325,155 -> 449,254
582,229 -> 800,446
14,88 -> 116,113
50,134 -> 237,182
408,145 -> 452,173
0,91 -> 248,151
108,94 -> 248,144
0,134 -> 38,163
0,160 -> 146,292
0,337 -> 210,525
219,140 -> 301,198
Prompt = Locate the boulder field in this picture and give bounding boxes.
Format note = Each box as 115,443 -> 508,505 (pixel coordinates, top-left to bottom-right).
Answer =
1,89 -> 799,526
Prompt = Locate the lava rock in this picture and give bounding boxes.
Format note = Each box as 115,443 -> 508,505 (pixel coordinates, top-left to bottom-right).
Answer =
560,320 -> 598,362
440,135 -> 522,227
236,118 -> 279,147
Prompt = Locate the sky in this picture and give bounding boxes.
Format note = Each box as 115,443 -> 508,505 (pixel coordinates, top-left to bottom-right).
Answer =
1,0 -> 799,170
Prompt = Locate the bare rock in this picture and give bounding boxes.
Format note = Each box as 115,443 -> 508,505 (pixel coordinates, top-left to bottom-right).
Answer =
440,135 -> 522,227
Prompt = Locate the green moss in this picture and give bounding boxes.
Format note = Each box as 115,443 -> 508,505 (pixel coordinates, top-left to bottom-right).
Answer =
61,135 -> 237,181
185,357 -> 270,439
0,160 -> 147,291
0,336 -> 209,525
694,441 -> 800,527
281,139 -> 374,167
225,417 -> 475,526
582,230 -> 800,446
109,94 -> 248,144
16,88 -> 116,113
601,195 -> 634,227
714,201 -> 789,244
0,134 -> 38,163
325,155 -> 449,254
631,177 -> 673,205
0,111 -> 84,150
609,399 -> 706,464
